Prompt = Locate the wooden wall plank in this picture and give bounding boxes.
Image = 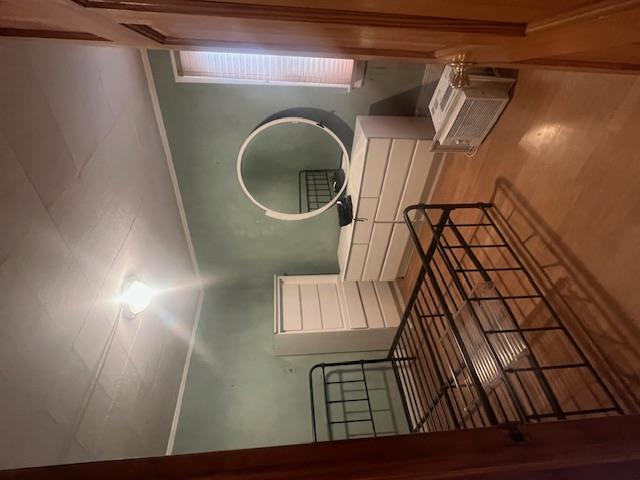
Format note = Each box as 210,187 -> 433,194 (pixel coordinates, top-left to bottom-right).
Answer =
0,27 -> 108,41
352,198 -> 378,244
341,281 -> 367,329
2,0 -> 639,74
396,140 -> 435,221
317,283 -> 343,330
467,1 -> 640,64
380,225 -> 410,281
2,415 -> 639,479
360,139 -> 390,198
357,281 -> 385,329
344,244 -> 367,281
281,284 -> 301,332
181,0 -> 594,24
347,121 -> 367,200
70,0 -> 527,35
374,281 -> 401,328
376,139 -> 416,221
362,223 -> 393,281
1,0 -> 154,45
299,284 -> 322,331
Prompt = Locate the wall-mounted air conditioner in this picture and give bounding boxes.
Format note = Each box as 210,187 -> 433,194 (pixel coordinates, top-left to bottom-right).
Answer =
429,66 -> 514,152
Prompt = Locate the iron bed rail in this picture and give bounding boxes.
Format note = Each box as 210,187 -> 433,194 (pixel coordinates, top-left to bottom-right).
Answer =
310,202 -> 623,441
299,169 -> 337,213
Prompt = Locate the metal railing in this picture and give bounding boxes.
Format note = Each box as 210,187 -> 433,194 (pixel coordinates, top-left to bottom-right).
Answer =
299,169 -> 336,213
310,203 -> 623,440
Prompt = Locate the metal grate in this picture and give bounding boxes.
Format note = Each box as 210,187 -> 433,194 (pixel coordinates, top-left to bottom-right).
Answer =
310,358 -> 411,441
299,169 -> 336,213
310,203 -> 623,440
449,98 -> 504,139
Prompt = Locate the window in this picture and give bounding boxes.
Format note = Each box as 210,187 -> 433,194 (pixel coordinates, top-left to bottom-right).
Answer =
172,50 -> 365,90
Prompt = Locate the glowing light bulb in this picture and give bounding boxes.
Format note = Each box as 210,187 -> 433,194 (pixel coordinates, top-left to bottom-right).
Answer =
121,280 -> 154,316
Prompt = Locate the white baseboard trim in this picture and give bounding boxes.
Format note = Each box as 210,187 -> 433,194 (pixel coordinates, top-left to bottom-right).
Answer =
139,48 -> 205,455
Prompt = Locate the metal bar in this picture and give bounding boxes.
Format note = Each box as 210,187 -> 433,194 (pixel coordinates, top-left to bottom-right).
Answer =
441,224 -> 475,292
397,336 -> 427,432
485,326 -> 563,334
322,365 -> 332,441
431,248 -> 463,316
327,398 -> 370,404
388,255 -> 438,358
330,419 -> 373,425
470,294 -> 540,300
299,170 -> 305,213
390,354 -> 413,434
360,361 -> 377,437
404,206 -> 500,426
483,206 -> 624,414
473,212 -> 586,419
419,282 -> 475,428
444,221 -> 524,422
406,202 -> 494,210
414,282 -> 462,429
300,169 -> 336,213
442,244 -> 508,249
529,408 -> 620,419
512,370 -> 540,420
490,385 -> 511,422
403,310 -> 448,431
310,202 -> 623,443
321,358 -> 397,368
411,387 -> 450,433
394,344 -> 422,432
325,380 -> 365,385
505,363 -> 588,372
455,267 -> 523,273
401,315 -> 440,431
445,220 -> 546,422
445,223 -> 493,227
414,211 -> 509,425
309,365 -> 319,442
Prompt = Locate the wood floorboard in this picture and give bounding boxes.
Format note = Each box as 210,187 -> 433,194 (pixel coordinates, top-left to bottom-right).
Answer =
400,69 -> 640,412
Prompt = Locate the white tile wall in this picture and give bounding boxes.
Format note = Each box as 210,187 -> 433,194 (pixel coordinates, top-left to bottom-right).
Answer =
0,40 -> 199,470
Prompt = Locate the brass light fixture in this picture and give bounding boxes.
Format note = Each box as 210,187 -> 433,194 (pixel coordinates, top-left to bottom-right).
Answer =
448,54 -> 473,89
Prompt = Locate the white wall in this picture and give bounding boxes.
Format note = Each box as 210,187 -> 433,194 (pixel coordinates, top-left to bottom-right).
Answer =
0,40 -> 200,469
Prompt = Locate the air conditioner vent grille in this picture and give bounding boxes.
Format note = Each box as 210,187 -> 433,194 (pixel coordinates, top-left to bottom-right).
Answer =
449,98 -> 504,139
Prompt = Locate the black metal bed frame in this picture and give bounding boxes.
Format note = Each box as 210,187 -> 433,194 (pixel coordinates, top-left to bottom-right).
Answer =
299,169 -> 336,213
310,202 -> 623,441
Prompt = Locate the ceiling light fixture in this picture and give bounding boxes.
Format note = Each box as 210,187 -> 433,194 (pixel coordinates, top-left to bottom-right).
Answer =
120,277 -> 155,317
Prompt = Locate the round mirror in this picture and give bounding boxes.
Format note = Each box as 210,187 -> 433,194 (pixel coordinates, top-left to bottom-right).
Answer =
237,117 -> 349,221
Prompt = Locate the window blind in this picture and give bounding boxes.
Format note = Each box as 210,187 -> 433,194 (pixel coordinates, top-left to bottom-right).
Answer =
176,51 -> 356,88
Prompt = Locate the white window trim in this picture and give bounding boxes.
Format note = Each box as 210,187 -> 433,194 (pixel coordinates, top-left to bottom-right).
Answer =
170,50 -> 365,90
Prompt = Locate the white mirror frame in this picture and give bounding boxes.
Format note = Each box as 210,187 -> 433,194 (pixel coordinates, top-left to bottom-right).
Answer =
237,117 -> 350,221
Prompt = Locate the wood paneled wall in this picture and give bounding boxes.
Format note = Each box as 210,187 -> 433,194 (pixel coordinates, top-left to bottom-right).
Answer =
1,415 -> 640,479
0,0 -> 639,73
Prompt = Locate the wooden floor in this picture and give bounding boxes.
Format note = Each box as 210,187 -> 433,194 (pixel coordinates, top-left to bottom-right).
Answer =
401,68 -> 640,412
